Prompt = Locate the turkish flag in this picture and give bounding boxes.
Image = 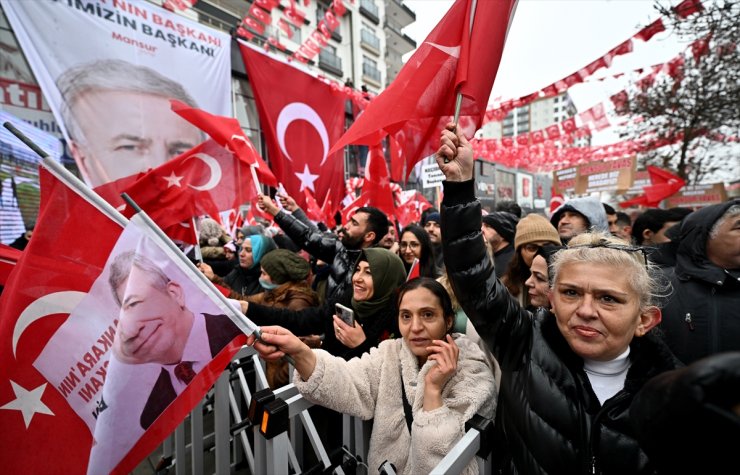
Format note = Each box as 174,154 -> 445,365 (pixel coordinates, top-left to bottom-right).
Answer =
388,133 -> 406,183
673,0 -> 704,18
635,18 -> 665,42
406,258 -> 420,282
531,130 -> 545,144
561,116 -> 577,133
360,144 -> 396,218
328,0 -> 517,179
303,189 -> 324,222
0,168 -> 246,474
0,244 -> 21,286
239,43 -> 347,213
170,100 -> 276,187
546,124 -> 561,140
123,140 -> 259,231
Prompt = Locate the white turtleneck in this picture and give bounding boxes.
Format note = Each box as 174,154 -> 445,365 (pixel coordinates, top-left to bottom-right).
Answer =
583,348 -> 631,405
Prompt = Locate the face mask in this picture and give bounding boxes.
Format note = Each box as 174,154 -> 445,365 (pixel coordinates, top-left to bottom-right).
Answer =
259,278 -> 279,290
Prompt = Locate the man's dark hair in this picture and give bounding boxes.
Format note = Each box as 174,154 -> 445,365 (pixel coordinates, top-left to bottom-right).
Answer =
615,212 -> 631,226
356,206 -> 389,246
496,200 -> 522,218
632,209 -> 673,245
603,203 -> 616,215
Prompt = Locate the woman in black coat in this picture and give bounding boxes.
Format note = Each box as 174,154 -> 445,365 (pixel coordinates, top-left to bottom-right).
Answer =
436,124 -> 681,475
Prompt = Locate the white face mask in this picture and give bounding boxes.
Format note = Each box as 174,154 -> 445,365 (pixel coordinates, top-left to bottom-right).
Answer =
259,278 -> 279,290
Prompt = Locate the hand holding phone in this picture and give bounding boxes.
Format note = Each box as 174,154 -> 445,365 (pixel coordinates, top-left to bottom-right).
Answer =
335,303 -> 355,327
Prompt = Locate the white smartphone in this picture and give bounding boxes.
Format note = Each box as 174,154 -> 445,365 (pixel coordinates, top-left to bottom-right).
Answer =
335,303 -> 355,327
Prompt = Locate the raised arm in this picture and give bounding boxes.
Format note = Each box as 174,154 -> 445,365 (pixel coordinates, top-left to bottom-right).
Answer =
436,124 -> 533,366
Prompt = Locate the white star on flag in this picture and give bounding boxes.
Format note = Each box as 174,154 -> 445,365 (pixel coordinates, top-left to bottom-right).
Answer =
162,172 -> 184,188
0,380 -> 54,428
295,164 -> 319,192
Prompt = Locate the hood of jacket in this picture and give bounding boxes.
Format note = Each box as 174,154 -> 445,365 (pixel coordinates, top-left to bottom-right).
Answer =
675,199 -> 739,283
550,196 -> 609,234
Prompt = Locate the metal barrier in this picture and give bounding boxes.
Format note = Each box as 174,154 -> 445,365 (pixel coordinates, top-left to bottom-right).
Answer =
152,347 -> 493,475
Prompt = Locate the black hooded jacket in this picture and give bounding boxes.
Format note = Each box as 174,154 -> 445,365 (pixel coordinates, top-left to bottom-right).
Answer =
274,209 -> 360,306
442,180 -> 681,475
659,199 -> 740,364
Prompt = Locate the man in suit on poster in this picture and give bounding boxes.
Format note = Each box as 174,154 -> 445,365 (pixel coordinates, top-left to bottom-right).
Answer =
107,250 -> 241,428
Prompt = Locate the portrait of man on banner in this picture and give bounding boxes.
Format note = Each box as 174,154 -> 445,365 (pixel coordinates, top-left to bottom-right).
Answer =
2,0 -> 232,201
55,59 -> 206,189
32,226 -> 243,474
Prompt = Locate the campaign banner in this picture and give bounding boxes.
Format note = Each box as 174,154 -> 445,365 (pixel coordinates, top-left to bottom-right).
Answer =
664,183 -> 727,208
552,165 -> 578,195
575,156 -> 636,194
2,0 -> 231,196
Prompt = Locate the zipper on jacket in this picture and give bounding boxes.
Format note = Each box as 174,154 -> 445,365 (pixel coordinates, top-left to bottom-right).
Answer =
685,312 -> 695,331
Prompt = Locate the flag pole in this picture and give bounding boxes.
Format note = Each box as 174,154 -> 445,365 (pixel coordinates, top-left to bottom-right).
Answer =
121,193 -> 259,335
121,193 -> 295,364
446,0 -> 476,163
3,121 -> 128,228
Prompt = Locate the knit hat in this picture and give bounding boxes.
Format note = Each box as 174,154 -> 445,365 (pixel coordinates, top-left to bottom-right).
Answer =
199,218 -> 223,247
481,211 -> 519,243
224,241 -> 237,253
514,213 -> 562,250
422,212 -> 441,226
260,249 -> 310,285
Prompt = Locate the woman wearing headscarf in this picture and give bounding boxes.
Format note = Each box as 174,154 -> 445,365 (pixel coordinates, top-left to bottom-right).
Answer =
199,233 -> 276,298
241,248 -> 407,360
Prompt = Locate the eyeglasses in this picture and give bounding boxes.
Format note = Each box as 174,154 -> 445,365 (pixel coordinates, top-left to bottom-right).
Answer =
569,239 -> 648,268
399,242 -> 421,249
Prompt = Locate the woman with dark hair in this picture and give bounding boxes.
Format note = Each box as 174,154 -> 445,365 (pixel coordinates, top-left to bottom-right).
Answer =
523,244 -> 562,309
398,224 -> 441,278
247,277 -> 496,474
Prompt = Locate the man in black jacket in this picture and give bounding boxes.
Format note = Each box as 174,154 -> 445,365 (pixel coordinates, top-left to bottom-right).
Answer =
659,199 -> 740,364
257,194 -> 388,305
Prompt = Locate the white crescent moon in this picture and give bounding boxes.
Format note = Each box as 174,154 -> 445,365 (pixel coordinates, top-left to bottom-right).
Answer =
186,153 -> 222,191
13,291 -> 87,358
276,103 -> 330,166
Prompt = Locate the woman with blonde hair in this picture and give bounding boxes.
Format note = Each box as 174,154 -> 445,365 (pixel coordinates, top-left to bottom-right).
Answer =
437,124 -> 681,474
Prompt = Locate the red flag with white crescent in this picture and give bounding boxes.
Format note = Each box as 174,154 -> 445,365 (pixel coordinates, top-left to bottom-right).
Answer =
239,43 -> 346,212
0,168 -> 245,473
123,140 -> 261,231
329,0 -> 518,179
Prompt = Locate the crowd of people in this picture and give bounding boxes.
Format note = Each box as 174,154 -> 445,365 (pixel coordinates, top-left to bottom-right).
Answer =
159,123 -> 739,473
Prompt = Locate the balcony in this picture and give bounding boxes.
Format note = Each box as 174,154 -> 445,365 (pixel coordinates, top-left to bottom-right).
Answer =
362,63 -> 381,86
359,0 -> 380,25
360,29 -> 380,55
318,50 -> 343,78
386,0 -> 415,28
384,19 -> 416,56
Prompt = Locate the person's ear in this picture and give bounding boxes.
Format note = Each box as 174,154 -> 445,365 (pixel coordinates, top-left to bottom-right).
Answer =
635,306 -> 661,337
363,231 -> 376,245
642,229 -> 654,243
167,281 -> 185,309
69,140 -> 94,184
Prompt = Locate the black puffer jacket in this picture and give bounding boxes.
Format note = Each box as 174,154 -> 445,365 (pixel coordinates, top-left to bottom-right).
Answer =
275,209 -> 360,305
441,180 -> 681,475
659,199 -> 740,364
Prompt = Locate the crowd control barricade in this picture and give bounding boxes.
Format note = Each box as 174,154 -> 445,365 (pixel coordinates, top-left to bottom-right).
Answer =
149,346 -> 493,475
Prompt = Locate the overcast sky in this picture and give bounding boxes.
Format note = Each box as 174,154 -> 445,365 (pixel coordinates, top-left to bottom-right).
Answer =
402,0 -> 690,144
403,0 -> 687,106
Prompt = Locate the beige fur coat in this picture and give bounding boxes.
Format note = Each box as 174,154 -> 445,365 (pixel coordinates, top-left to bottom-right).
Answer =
294,334 -> 497,474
